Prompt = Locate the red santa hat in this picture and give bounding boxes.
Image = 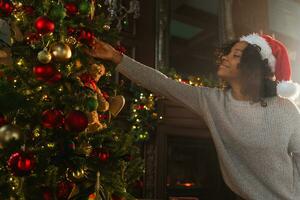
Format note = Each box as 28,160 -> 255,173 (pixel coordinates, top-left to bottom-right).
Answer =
240,33 -> 300,99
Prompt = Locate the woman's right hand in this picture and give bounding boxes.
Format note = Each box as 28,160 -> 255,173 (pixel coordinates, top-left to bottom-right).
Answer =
84,39 -> 123,64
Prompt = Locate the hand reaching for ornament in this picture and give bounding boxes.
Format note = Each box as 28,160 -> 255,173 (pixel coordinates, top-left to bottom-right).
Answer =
84,39 -> 123,64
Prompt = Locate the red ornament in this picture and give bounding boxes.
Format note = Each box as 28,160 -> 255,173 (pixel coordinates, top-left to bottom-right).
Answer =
0,1 -> 13,16
7,151 -> 35,176
56,181 -> 74,199
34,16 -> 55,34
67,27 -> 75,35
23,5 -> 34,16
98,151 -> 110,161
42,188 -> 53,200
135,105 -> 145,110
98,114 -> 109,120
25,32 -> 41,44
76,29 -> 95,45
33,65 -> 56,81
91,148 -> 110,162
102,91 -> 109,100
64,110 -> 88,132
0,113 -> 7,127
65,3 -> 78,15
46,71 -> 62,84
41,109 -> 64,129
115,45 -> 127,54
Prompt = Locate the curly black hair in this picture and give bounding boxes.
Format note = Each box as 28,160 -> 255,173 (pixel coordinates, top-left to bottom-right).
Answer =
217,40 -> 277,106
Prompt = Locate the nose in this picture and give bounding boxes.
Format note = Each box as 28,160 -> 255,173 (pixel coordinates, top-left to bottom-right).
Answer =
222,54 -> 228,61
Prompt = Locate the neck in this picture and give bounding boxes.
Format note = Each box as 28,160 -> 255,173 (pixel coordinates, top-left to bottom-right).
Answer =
229,81 -> 251,101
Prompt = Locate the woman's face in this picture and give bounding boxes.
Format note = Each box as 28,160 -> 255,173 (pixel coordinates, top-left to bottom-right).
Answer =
217,41 -> 248,81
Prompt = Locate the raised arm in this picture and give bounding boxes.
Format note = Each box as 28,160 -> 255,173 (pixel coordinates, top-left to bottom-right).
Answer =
85,39 -> 213,117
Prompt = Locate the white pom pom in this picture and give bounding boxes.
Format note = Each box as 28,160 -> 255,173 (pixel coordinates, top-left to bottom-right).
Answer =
277,81 -> 300,99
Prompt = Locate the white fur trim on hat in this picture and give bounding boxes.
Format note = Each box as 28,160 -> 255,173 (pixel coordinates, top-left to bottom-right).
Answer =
240,33 -> 276,72
277,81 -> 300,100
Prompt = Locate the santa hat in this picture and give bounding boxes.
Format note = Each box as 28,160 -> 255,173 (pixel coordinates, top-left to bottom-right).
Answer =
240,33 -> 300,100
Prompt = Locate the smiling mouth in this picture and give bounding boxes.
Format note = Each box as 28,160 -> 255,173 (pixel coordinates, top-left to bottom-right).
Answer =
219,64 -> 229,68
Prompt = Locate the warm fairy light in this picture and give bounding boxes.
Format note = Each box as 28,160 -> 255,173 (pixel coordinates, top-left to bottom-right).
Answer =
132,125 -> 136,129
134,99 -> 138,102
133,109 -> 137,112
136,119 -> 140,122
47,143 -> 55,148
159,116 -> 163,120
17,58 -> 24,66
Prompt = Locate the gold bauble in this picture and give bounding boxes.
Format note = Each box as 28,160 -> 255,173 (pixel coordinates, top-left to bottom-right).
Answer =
37,49 -> 52,64
66,167 -> 87,182
0,125 -> 22,144
103,24 -> 110,31
50,42 -> 72,62
78,142 -> 93,156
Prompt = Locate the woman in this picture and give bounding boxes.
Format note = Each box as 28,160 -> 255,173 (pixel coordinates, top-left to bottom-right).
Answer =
85,34 -> 300,200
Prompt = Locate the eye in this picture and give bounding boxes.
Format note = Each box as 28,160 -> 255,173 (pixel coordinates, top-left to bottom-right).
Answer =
234,55 -> 241,58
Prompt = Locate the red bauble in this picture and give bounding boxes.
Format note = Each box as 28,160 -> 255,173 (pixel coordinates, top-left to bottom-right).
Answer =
98,114 -> 109,120
98,151 -> 110,161
42,188 -> 53,200
23,5 -> 34,16
67,27 -> 75,35
33,65 -> 56,81
115,45 -> 127,54
65,3 -> 78,15
76,29 -> 95,44
91,148 -> 110,162
56,181 -> 74,199
46,72 -> 62,84
34,16 -> 55,34
25,32 -> 41,44
64,110 -> 88,132
0,1 -> 13,16
0,113 -> 7,127
41,109 -> 64,129
7,151 -> 35,176
102,91 -> 109,100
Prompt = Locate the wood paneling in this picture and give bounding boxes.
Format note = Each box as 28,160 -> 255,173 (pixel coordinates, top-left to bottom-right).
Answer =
232,0 -> 269,37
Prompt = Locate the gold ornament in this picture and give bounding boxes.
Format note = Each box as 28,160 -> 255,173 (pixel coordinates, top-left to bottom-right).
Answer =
0,125 -> 22,143
103,24 -> 110,31
109,95 -> 125,117
75,59 -> 82,69
65,36 -> 77,45
37,49 -> 52,64
50,42 -> 72,62
66,167 -> 87,182
78,142 -> 93,156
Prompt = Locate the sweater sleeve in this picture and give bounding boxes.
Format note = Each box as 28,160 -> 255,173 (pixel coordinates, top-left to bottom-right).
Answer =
288,105 -> 300,172
116,55 -> 211,117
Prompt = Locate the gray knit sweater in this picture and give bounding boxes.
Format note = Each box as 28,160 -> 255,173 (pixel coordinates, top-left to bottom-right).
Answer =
116,55 -> 300,200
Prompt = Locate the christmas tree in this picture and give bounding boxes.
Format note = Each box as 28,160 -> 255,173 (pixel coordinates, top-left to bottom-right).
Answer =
0,0 -> 153,199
